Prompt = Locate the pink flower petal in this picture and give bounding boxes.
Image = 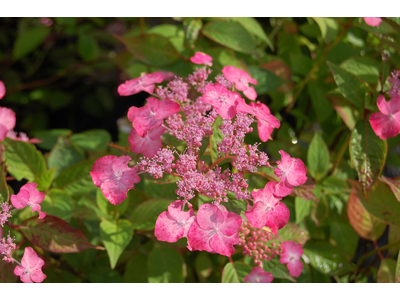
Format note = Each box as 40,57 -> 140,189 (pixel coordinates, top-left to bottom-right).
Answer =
128,126 -> 164,158
200,83 -> 240,119
14,247 -> 46,283
11,183 -> 46,219
369,95 -> 400,139
363,17 -> 382,27
244,267 -> 274,283
222,66 -> 258,100
195,203 -> 225,230
0,81 -> 6,99
118,72 -> 164,96
190,52 -> 213,66
279,240 -> 303,278
0,107 -> 16,141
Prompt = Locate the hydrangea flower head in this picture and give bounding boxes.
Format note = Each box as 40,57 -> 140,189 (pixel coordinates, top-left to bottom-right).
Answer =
363,17 -> 382,27
245,181 -> 290,234
274,150 -> 307,197
90,155 -> 141,205
200,83 -> 241,119
244,267 -> 274,283
222,66 -> 258,100
128,126 -> 165,158
0,106 -> 16,141
11,183 -> 46,219
128,97 -> 180,137
0,80 -> 5,99
155,200 -> 195,243
279,240 -> 303,277
118,72 -> 164,96
190,52 -> 213,66
187,203 -> 242,257
369,95 -> 400,139
14,247 -> 46,283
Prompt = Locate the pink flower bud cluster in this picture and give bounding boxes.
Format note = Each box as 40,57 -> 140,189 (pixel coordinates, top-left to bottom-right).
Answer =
0,232 -> 16,263
238,220 -> 281,267
187,67 -> 213,93
0,202 -> 12,227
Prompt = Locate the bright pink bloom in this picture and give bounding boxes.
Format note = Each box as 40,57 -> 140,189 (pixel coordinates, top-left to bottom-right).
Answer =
363,17 -> 382,27
244,267 -> 274,283
200,83 -> 241,119
0,81 -> 5,99
0,107 -> 16,141
187,203 -> 242,257
11,183 -> 46,219
279,240 -> 303,277
274,150 -> 307,198
237,99 -> 280,141
222,66 -> 258,100
90,155 -> 141,205
190,52 -> 213,66
127,97 -> 180,137
369,95 -> 400,139
155,200 -> 195,243
14,247 -> 46,283
245,181 -> 289,234
128,126 -> 165,158
118,72 -> 164,96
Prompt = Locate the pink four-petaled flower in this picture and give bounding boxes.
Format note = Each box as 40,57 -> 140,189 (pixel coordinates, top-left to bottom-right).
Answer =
90,155 -> 141,205
187,203 -> 242,257
279,240 -> 303,277
118,72 -> 164,96
190,52 -> 213,66
128,97 -> 180,137
243,267 -> 274,283
363,17 -> 382,27
369,95 -> 400,139
0,106 -> 16,141
274,150 -> 307,197
14,247 -> 47,283
245,181 -> 290,234
222,66 -> 258,100
155,200 -> 195,243
11,183 -> 46,219
128,126 -> 165,158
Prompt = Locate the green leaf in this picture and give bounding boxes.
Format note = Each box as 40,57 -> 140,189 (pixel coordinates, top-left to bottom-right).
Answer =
202,21 -> 256,55
396,250 -> 400,283
3,138 -> 47,181
124,252 -> 148,283
378,258 -> 397,283
247,66 -> 286,95
263,257 -> 295,281
388,225 -> 400,256
33,128 -> 73,151
40,189 -> 73,222
70,129 -> 112,151
349,120 -> 387,193
53,160 -> 96,195
100,219 -> 134,269
0,161 -> 8,202
148,244 -> 184,283
278,222 -> 309,245
96,188 -> 129,219
307,132 -> 330,181
330,216 -> 358,258
327,61 -> 371,109
295,197 -> 314,224
340,57 -> 380,84
210,116 -> 224,163
130,198 -> 171,230
195,252 -> 213,280
380,176 -> 400,203
13,26 -> 51,59
303,241 -> 355,276
77,34 -> 100,61
307,80 -> 334,123
0,260 -> 18,283
313,18 -> 339,43
116,34 -> 180,67
183,18 -> 203,49
48,136 -> 85,177
222,262 -> 252,283
34,167 -> 56,191
347,186 -> 386,240
12,215 -> 99,253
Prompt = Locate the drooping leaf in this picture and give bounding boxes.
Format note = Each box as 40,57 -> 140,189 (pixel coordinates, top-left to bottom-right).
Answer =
40,189 -> 73,222
13,26 -> 51,59
130,198 -> 171,230
70,129 -> 112,151
222,262 -> 252,283
349,120 -> 387,193
12,215 -> 99,253
148,244 -> 184,283
307,132 -> 330,182
377,258 -> 397,283
100,219 -> 134,269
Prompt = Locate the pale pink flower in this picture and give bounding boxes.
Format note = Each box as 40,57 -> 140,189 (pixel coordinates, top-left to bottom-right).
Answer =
0,81 -> 5,99
128,126 -> 165,158
1,232 -> 16,263
237,99 -> 280,142
190,52 -> 213,66
14,247 -> 46,283
245,181 -> 289,234
274,150 -> 307,198
90,155 -> 141,205
6,131 -> 42,144
222,66 -> 258,100
0,106 -> 16,141
279,240 -> 303,277
200,83 -> 241,119
244,267 -> 274,283
155,200 -> 195,243
128,97 -> 180,137
369,95 -> 400,139
118,72 -> 164,96
187,203 -> 242,257
11,183 -> 46,219
0,202 -> 12,227
363,17 -> 382,27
